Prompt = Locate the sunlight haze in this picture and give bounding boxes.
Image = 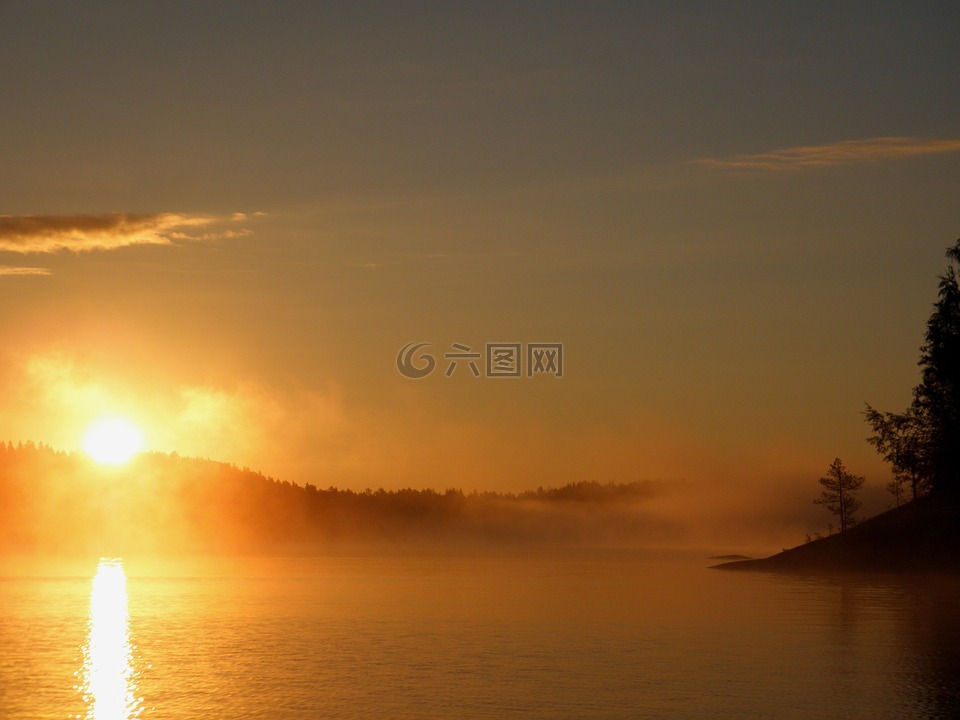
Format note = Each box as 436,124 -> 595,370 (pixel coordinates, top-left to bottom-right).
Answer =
0,2 -> 958,543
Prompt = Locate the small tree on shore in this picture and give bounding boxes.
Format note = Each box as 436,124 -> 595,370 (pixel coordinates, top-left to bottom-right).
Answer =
814,458 -> 864,533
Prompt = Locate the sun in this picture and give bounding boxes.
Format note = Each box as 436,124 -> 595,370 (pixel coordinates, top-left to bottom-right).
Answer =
82,418 -> 144,466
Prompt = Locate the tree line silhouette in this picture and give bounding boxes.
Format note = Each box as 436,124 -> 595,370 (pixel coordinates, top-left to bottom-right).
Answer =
865,238 -> 960,503
0,442 -> 662,555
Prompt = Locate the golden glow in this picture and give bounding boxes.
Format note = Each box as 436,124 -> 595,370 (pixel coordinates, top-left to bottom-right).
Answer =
79,559 -> 141,719
82,419 -> 144,466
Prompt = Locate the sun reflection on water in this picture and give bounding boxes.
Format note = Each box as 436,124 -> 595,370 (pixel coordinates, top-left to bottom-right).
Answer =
78,558 -> 141,720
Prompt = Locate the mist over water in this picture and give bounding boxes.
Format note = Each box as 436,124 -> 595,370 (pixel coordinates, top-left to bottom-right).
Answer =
2,551 -> 958,720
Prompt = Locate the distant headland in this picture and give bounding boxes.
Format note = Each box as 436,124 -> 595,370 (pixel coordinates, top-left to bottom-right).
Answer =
713,498 -> 960,574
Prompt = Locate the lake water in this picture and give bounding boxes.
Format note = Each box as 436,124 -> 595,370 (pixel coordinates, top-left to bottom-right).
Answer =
1,549 -> 959,719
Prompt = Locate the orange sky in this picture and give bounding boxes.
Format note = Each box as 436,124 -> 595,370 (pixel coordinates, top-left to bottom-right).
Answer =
1,3 -> 958,535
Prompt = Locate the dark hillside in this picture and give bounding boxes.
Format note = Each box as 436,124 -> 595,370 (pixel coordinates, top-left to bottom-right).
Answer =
714,499 -> 960,573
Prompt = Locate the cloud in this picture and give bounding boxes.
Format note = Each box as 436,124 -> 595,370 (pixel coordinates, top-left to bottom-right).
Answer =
0,213 -> 252,254
697,137 -> 960,171
0,265 -> 52,276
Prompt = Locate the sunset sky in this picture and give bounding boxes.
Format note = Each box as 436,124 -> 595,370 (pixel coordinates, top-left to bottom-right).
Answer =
1,2 -> 958,532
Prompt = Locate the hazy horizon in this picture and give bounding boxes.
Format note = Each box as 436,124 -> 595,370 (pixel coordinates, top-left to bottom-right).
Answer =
0,439 -> 896,553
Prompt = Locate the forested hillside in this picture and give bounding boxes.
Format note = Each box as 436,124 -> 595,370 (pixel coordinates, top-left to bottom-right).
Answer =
0,442 -> 666,555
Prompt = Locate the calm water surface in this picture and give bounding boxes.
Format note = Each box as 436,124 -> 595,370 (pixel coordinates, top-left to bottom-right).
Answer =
1,549 -> 959,719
